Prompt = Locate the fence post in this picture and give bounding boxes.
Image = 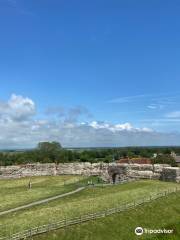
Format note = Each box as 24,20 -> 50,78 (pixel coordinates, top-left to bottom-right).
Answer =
48,223 -> 51,232
106,208 -> 108,215
29,229 -> 32,237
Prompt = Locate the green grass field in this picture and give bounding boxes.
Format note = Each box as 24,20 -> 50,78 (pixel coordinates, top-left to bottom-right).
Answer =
0,178 -> 179,239
32,191 -> 180,240
0,175 -> 84,211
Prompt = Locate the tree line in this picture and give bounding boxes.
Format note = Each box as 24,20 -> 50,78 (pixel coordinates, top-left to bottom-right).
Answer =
0,142 -> 178,166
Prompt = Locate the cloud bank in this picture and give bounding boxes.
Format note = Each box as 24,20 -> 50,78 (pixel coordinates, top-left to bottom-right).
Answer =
0,94 -> 180,149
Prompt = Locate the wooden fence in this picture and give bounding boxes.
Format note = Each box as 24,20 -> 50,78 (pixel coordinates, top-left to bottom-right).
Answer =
1,187 -> 180,240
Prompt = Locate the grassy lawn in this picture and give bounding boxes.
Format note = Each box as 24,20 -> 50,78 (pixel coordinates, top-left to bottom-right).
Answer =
0,175 -> 84,212
32,191 -> 180,240
0,180 -> 179,238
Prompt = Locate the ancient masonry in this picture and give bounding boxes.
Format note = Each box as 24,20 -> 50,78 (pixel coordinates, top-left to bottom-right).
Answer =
0,163 -> 180,183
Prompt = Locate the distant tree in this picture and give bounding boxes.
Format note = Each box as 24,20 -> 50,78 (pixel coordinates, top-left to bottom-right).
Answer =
140,150 -> 152,158
104,155 -> 113,163
37,141 -> 62,152
80,151 -> 90,162
162,148 -> 171,154
153,154 -> 177,167
2,146 -> 180,166
127,151 -> 135,159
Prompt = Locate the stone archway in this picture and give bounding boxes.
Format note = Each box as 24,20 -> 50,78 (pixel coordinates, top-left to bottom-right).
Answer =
108,165 -> 128,184
112,173 -> 117,184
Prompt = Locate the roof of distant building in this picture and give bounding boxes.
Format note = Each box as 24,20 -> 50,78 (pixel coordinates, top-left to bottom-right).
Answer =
117,158 -> 151,164
170,151 -> 180,163
175,157 -> 180,163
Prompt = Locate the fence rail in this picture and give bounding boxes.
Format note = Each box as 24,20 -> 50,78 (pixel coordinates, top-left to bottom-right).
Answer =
1,187 -> 180,240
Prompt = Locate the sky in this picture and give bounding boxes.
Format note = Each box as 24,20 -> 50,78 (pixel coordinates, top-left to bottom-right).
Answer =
0,0 -> 180,148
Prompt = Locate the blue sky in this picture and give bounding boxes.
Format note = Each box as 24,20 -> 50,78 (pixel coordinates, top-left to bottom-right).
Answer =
0,0 -> 180,148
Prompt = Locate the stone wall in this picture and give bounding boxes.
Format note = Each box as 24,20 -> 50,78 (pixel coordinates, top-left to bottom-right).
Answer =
161,167 -> 180,183
107,164 -> 171,182
0,162 -> 179,183
0,164 -> 56,179
0,163 -> 107,179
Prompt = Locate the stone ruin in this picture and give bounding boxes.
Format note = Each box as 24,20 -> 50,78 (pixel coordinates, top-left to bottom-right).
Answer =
160,167 -> 180,182
106,164 -> 180,183
107,165 -> 128,183
0,162 -> 179,183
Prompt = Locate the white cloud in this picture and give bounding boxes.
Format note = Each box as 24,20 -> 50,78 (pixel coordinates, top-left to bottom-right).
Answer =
88,121 -> 153,133
166,111 -> 180,118
108,94 -> 149,104
147,105 -> 157,109
89,121 -> 111,129
88,121 -> 152,133
0,94 -> 35,121
45,105 -> 92,122
113,123 -> 134,131
147,104 -> 164,110
0,94 -> 179,149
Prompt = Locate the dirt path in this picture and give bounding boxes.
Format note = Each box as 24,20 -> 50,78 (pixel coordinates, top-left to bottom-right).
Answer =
0,187 -> 85,217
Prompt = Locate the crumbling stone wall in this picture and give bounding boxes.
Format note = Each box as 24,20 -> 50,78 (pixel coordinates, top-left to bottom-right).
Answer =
106,164 -> 172,182
161,167 -> 180,183
0,164 -> 57,179
0,163 -> 179,183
